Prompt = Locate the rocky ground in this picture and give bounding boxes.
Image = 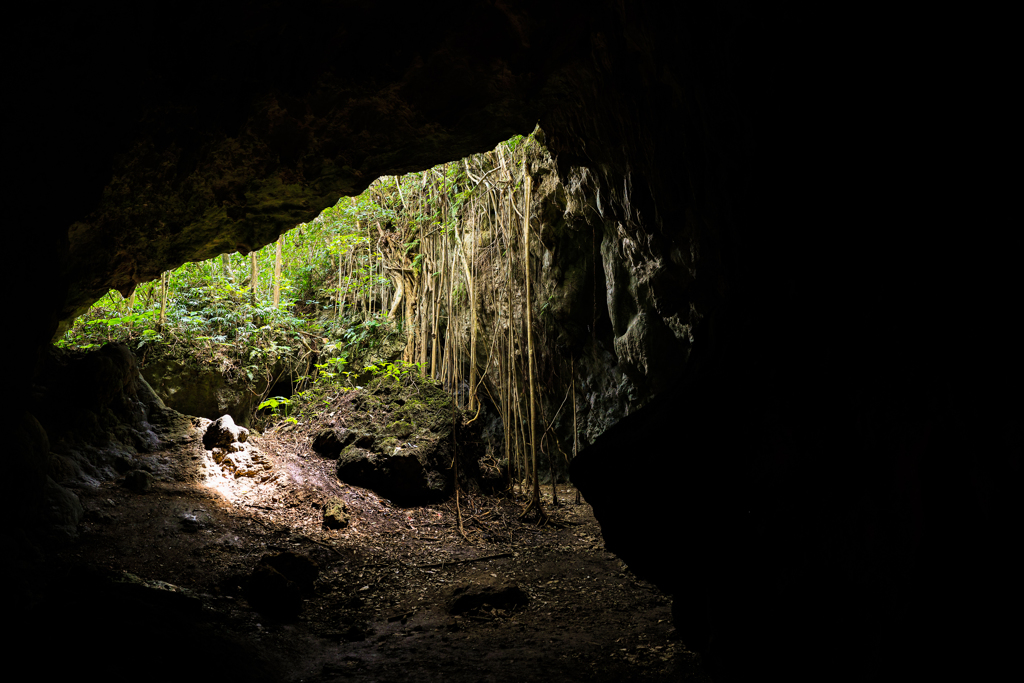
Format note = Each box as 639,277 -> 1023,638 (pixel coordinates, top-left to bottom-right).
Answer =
15,379 -> 710,683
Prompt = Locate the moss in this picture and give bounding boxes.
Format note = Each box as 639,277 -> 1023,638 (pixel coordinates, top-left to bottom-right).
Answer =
388,421 -> 414,439
323,498 -> 350,529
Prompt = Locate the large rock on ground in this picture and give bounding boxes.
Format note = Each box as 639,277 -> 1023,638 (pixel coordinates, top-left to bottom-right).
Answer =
330,375 -> 483,505
336,445 -> 444,506
244,552 -> 319,619
202,415 -> 249,449
43,476 -> 84,540
28,344 -> 180,492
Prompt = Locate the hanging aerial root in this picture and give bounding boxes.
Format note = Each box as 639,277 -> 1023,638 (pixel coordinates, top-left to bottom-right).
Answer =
455,486 -> 471,541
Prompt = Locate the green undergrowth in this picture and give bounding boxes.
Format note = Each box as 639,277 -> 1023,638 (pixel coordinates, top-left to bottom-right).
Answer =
58,274 -> 407,428
258,361 -> 445,434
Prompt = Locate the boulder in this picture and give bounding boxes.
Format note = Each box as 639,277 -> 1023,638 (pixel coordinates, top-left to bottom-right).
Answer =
261,551 -> 319,593
336,445 -> 444,506
142,359 -> 261,426
245,552 -> 319,619
211,443 -> 271,478
123,469 -> 155,493
112,572 -> 202,616
329,375 -> 485,504
73,342 -> 138,405
43,476 -> 84,539
245,564 -> 301,619
134,376 -> 167,411
446,579 -> 528,615
203,415 -> 249,450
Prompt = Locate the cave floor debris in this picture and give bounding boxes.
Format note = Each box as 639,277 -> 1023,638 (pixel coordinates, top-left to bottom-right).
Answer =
58,428 -> 707,683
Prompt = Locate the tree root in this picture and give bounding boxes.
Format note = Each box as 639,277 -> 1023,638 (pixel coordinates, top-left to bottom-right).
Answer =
518,495 -> 548,526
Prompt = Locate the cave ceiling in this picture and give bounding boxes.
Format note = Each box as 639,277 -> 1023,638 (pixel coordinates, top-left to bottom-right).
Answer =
14,1 -> 763,358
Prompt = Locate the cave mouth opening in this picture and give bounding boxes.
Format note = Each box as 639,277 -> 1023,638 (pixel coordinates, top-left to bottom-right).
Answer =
57,127 -> 594,489
21,119 -> 709,680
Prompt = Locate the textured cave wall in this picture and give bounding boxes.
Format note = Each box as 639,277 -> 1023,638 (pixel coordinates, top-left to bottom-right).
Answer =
460,141 -> 683,470
10,2 -> 1015,681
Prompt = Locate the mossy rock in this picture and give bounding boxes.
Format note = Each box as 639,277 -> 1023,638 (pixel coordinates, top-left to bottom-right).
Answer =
323,497 -> 350,529
331,373 -> 484,505
336,447 -> 429,506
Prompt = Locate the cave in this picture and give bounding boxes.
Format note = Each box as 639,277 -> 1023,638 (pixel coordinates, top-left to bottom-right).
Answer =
10,2 -> 1015,682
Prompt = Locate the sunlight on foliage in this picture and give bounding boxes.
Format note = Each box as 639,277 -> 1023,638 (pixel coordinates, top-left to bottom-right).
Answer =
57,129 -> 543,442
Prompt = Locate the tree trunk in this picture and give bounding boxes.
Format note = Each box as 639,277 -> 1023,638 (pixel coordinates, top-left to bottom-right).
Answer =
221,253 -> 235,283
420,272 -> 430,374
342,241 -> 350,319
159,271 -> 168,332
273,235 -> 283,307
420,224 -> 429,375
453,217 -> 477,410
250,251 -> 258,305
573,356 -> 581,504
431,229 -> 444,378
403,272 -> 418,364
388,274 -> 404,320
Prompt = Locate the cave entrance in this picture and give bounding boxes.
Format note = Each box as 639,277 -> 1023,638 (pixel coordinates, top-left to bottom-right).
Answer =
30,123 -> 703,680
57,128 -> 591,497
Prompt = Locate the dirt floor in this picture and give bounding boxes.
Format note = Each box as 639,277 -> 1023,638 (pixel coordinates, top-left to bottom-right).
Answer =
46,419 -> 710,683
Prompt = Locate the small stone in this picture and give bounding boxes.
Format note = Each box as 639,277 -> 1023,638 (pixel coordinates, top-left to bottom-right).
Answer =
245,564 -> 301,619
123,469 -> 154,493
261,551 -> 320,593
323,498 -> 351,529
446,579 -> 529,615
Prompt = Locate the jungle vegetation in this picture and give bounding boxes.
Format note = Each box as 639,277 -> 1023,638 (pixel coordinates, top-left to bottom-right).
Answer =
59,130 -> 564,520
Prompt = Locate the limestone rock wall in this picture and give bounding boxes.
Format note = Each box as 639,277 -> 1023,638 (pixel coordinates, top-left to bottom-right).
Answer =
462,142 -> 695,468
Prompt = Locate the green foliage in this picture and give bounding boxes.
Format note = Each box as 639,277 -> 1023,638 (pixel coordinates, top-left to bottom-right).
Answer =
257,396 -> 292,413
363,360 -> 423,384
57,129 -> 543,429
